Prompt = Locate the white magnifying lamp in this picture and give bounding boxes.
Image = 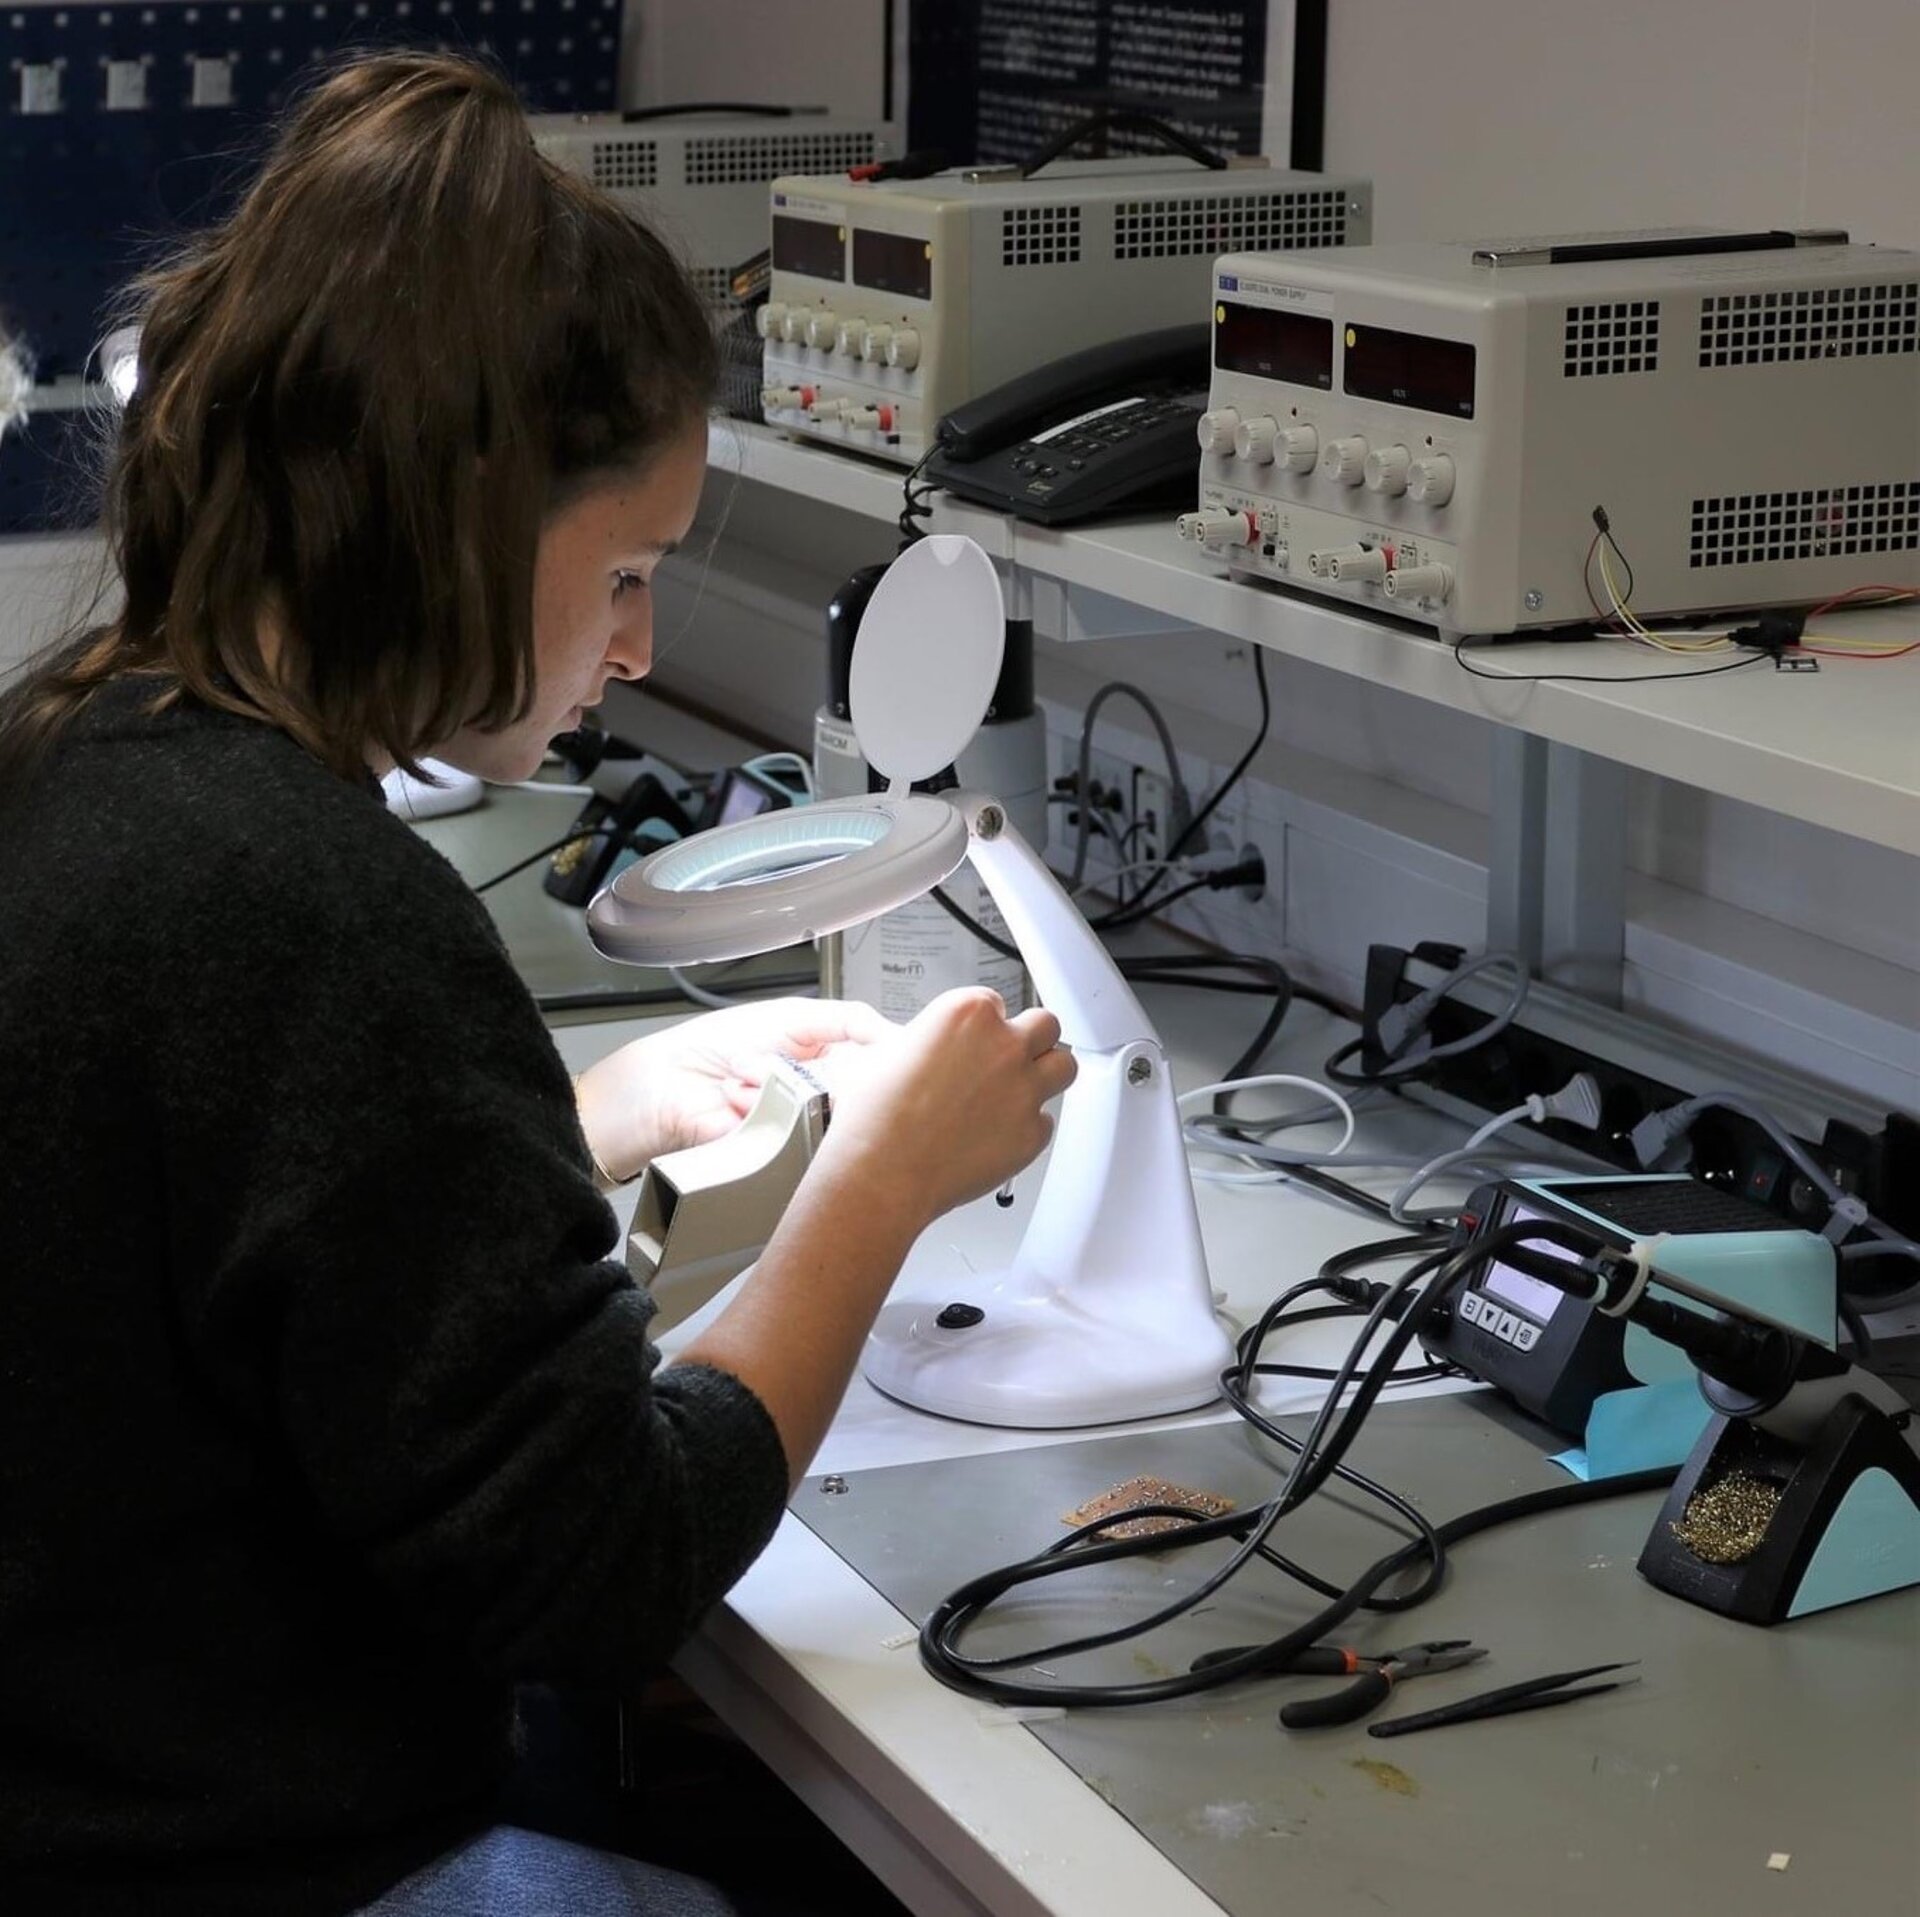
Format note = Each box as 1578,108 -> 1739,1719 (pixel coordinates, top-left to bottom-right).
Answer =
587,535 -> 1232,1427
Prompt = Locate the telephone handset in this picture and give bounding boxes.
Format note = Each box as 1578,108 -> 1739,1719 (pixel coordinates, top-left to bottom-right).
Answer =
923,324 -> 1210,527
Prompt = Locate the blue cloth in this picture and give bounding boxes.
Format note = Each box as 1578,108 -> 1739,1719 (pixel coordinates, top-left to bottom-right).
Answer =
358,1826 -> 742,1917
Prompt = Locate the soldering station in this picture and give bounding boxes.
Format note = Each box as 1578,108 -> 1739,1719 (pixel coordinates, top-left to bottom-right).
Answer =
5,4 -> 1917,1911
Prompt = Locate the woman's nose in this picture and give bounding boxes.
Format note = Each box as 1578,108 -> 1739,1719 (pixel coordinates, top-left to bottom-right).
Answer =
606,606 -> 653,682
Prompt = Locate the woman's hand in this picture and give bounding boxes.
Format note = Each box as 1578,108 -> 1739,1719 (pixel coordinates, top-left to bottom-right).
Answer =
675,987 -> 1078,1481
573,996 -> 895,1185
809,987 -> 1077,1230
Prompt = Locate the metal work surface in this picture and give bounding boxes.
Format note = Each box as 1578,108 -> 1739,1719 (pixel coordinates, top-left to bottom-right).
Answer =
794,1398 -> 1920,1916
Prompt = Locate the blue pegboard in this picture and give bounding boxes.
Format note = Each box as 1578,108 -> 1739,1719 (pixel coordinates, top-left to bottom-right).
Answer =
1,0 -> 619,528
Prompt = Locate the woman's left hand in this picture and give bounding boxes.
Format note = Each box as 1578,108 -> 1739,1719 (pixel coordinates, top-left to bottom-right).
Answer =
572,996 -> 896,1185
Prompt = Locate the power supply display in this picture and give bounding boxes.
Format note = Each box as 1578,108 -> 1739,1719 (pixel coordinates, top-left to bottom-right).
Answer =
1178,229 -> 1920,634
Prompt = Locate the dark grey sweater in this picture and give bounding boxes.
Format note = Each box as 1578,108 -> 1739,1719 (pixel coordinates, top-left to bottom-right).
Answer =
0,679 -> 790,1915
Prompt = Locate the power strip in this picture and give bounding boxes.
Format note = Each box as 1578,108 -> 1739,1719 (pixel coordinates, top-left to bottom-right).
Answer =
1365,947 -> 1919,1262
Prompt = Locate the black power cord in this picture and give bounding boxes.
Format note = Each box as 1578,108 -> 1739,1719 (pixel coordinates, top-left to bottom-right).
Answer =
1454,634 -> 1775,687
916,1218 -> 1674,1708
1017,107 -> 1231,178
1166,645 -> 1271,868
897,444 -> 939,549
1218,1234 -> 1456,1610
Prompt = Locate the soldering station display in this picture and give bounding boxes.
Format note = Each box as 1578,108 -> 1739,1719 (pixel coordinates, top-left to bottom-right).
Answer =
1425,1174 -> 1824,1439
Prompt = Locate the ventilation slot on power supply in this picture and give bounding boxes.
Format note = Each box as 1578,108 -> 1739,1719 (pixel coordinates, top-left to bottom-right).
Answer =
1001,205 -> 1082,267
591,139 -> 659,190
1689,481 -> 1920,568
1698,281 -> 1920,367
684,132 -> 880,186
1112,189 -> 1350,260
1563,300 -> 1660,376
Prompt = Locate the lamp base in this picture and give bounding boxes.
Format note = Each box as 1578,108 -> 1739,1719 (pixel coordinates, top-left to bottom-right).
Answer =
861,1260 -> 1231,1429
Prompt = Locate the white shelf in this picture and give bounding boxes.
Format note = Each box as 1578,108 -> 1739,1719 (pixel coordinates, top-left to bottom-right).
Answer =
707,418 -> 1014,558
711,420 -> 1920,858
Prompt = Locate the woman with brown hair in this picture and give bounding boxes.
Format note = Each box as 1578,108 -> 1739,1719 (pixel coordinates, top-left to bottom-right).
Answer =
0,51 -> 1074,1917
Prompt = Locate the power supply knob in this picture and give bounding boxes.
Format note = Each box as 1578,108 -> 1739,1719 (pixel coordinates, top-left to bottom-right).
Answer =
755,301 -> 789,341
887,327 -> 922,370
834,316 -> 866,356
1320,435 -> 1369,486
1233,415 -> 1280,465
779,307 -> 809,345
1364,444 -> 1411,496
806,309 -> 841,350
860,323 -> 893,363
1408,455 -> 1456,507
1278,424 -> 1319,472
1196,408 -> 1241,454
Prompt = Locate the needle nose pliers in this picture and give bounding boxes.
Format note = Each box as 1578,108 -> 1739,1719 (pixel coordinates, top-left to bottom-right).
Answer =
1274,1639 -> 1490,1728
1187,1636 -> 1491,1727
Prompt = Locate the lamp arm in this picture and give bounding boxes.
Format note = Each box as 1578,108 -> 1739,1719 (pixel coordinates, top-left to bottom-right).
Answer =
953,793 -> 1156,1055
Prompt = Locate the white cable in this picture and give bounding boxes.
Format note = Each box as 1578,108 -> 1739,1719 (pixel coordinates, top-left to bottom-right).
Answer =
496,779 -> 596,798
1178,1074 -> 1357,1161
1635,1088 -> 1920,1273
1389,1100 -> 1536,1224
667,966 -> 742,1010
668,964 -> 817,1009
1365,950 -> 1531,1080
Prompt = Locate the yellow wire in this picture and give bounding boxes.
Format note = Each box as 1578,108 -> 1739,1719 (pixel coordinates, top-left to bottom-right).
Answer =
1597,543 -> 1735,653
1596,553 -> 1916,659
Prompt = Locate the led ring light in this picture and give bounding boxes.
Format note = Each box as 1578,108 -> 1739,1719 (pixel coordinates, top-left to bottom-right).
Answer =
589,534 -> 1002,965
586,790 -> 967,966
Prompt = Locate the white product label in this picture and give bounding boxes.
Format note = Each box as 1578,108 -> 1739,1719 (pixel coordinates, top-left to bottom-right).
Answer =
1221,278 -> 1334,312
773,192 -> 841,220
839,874 -> 1028,1021
1031,396 -> 1147,443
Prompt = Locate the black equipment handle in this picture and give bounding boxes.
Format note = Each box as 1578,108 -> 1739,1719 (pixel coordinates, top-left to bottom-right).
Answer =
620,102 -> 817,123
1475,229 -> 1848,267
1280,1666 -> 1392,1729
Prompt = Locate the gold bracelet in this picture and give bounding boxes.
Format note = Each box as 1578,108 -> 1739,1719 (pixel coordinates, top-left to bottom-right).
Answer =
572,1075 -> 624,1192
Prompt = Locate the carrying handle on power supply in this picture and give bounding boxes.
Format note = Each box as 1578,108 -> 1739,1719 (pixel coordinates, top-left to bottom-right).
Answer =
1474,229 -> 1849,267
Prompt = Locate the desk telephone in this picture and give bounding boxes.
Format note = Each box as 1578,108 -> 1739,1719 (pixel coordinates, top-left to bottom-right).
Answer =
923,325 -> 1209,527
